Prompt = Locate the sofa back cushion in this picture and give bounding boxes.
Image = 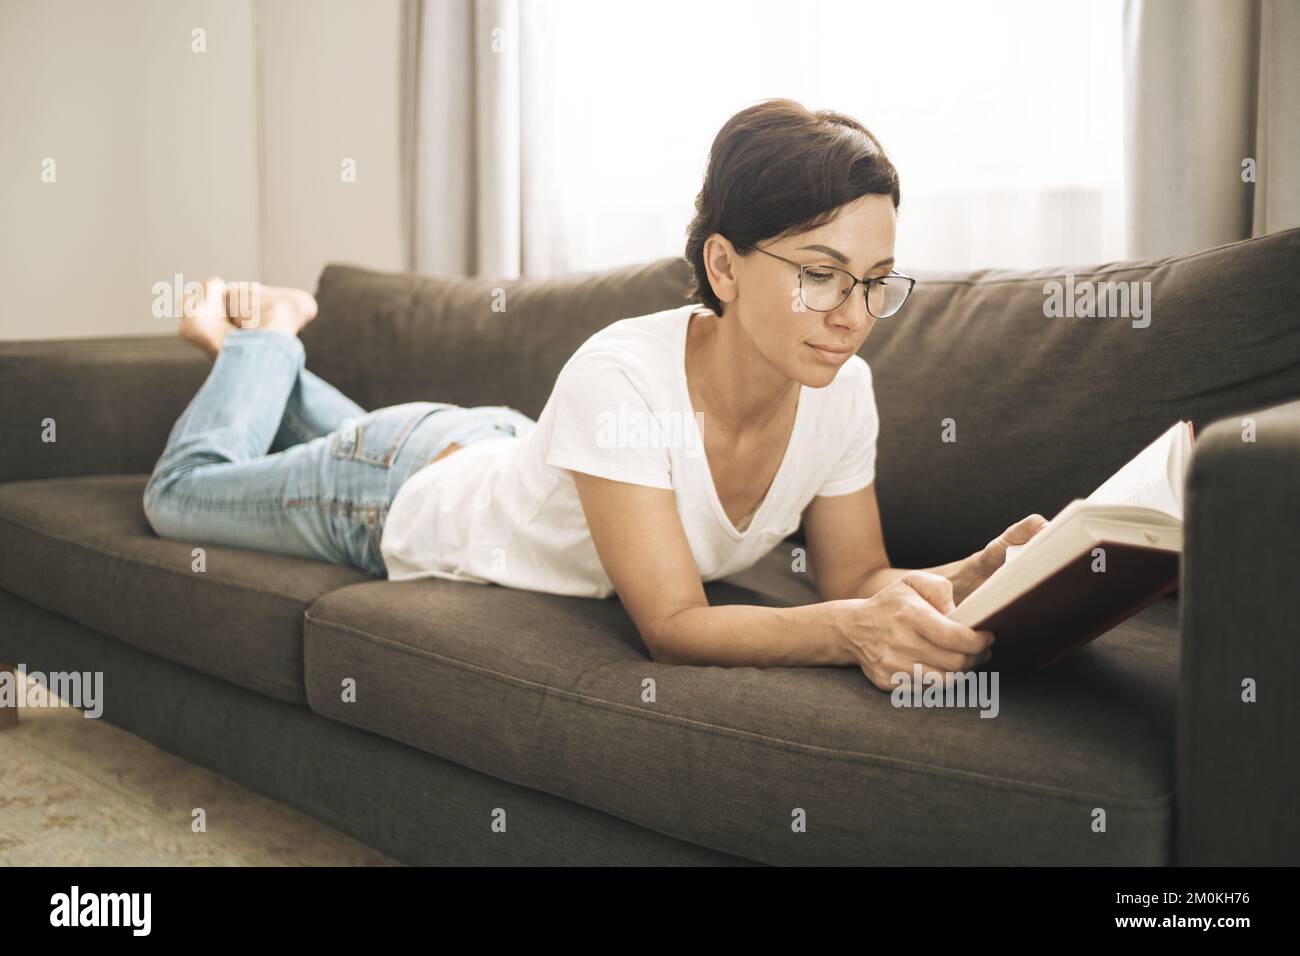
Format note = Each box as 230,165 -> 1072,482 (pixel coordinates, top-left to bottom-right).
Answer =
303,258 -> 695,419
866,228 -> 1300,567
306,227 -> 1300,569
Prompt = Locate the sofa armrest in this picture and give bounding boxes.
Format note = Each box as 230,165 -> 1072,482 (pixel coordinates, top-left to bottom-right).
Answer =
0,336 -> 208,485
1177,397 -> 1300,865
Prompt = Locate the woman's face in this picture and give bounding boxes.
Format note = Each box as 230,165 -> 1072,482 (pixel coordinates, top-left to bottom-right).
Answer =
718,193 -> 898,388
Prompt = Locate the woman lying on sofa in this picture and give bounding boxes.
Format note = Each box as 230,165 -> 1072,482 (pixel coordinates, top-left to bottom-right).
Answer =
144,97 -> 1045,692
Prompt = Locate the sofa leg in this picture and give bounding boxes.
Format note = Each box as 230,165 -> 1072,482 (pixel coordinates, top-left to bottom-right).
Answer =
0,660 -> 18,730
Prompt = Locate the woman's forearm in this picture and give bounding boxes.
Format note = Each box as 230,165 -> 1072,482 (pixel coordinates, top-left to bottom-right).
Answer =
650,601 -> 858,668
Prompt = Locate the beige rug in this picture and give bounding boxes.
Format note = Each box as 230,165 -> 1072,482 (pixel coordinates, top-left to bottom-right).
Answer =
0,673 -> 399,866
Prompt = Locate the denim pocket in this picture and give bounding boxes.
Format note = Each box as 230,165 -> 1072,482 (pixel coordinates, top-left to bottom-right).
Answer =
329,403 -> 445,469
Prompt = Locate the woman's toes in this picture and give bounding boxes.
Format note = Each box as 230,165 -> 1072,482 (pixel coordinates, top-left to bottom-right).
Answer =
202,277 -> 227,320
182,277 -> 223,320
178,277 -> 230,357
224,281 -> 261,327
224,284 -> 318,335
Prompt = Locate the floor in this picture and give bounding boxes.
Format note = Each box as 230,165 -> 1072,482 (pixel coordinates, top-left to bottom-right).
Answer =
0,671 -> 399,866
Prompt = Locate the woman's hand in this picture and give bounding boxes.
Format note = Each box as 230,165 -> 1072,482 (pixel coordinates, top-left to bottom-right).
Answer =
947,513 -> 1049,606
836,571 -> 995,692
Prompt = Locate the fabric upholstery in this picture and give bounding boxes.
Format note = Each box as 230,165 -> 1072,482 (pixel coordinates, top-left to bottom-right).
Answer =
0,336 -> 208,485
302,257 -> 697,416
1179,397 -> 1300,864
0,475 -> 369,704
866,228 -> 1300,567
303,574 -> 1180,865
0,588 -> 750,866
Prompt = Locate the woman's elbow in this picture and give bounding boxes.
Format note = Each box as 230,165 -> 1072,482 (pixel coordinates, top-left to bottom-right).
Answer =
643,608 -> 694,665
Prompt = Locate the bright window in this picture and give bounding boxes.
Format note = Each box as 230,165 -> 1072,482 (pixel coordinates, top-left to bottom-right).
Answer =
522,0 -> 1125,274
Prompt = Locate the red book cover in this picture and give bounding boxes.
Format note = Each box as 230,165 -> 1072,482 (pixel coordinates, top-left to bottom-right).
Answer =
968,543 -> 1180,675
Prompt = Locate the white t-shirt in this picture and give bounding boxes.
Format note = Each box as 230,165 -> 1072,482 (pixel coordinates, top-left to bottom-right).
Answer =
379,302 -> 880,598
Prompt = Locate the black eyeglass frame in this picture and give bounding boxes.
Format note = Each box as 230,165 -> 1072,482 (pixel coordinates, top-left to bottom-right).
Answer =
741,242 -> 917,318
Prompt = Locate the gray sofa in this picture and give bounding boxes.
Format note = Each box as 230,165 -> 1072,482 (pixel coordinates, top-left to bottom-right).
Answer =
2,229 -> 1298,866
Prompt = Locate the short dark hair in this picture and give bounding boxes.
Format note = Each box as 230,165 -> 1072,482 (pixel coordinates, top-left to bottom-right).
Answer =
684,98 -> 901,316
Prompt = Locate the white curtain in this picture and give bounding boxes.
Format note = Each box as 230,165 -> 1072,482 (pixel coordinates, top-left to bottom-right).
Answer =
415,0 -> 1135,278
414,0 -> 523,277
1123,0 -> 1300,259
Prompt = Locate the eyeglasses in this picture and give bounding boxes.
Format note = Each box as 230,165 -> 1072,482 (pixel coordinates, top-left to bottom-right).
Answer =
743,243 -> 916,318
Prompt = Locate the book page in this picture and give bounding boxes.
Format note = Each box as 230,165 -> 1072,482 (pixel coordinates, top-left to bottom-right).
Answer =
1003,422 -> 1191,566
1085,421 -> 1192,520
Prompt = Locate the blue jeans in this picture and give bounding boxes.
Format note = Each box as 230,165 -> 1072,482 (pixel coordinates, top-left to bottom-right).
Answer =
142,329 -> 535,577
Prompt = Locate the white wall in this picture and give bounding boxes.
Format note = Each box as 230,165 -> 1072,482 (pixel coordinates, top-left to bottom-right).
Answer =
0,0 -> 407,340
256,0 -> 408,292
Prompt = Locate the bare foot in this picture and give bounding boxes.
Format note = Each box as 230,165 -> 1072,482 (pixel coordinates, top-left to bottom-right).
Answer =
224,283 -> 318,338
179,277 -> 232,358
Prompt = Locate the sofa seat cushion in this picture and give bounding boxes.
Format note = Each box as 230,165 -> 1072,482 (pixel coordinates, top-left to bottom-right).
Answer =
303,555 -> 1178,866
0,475 -> 369,704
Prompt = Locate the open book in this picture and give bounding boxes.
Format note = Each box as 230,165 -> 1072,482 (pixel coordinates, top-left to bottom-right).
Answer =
950,421 -> 1195,674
